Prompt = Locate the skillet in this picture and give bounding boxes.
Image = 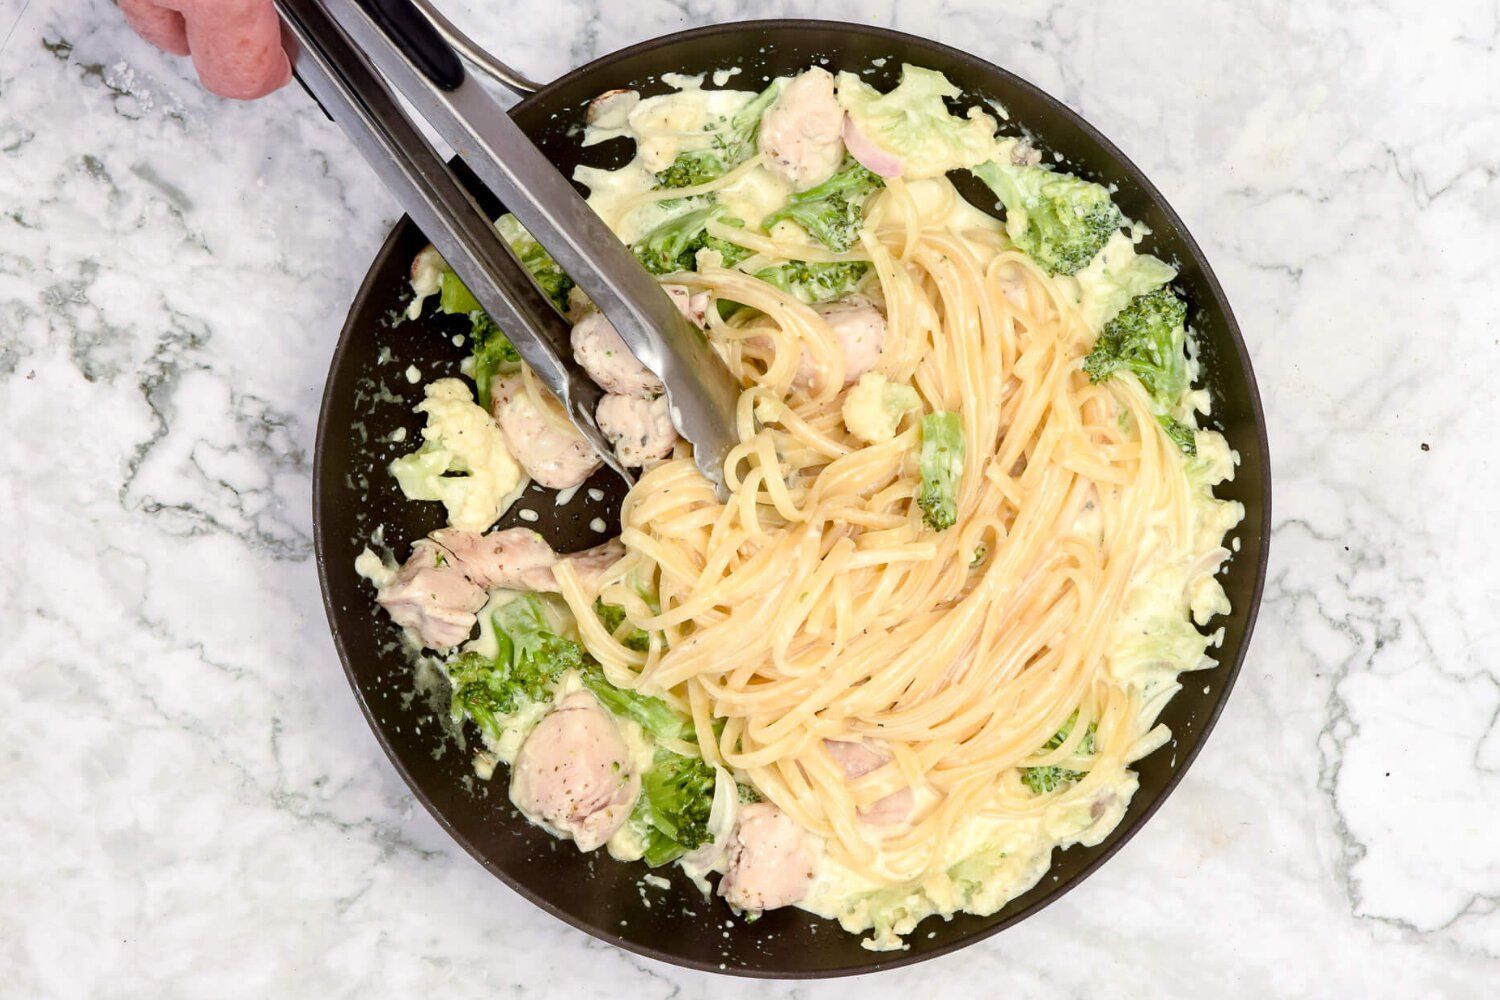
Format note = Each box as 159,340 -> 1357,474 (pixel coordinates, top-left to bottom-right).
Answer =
312,18 -> 1272,977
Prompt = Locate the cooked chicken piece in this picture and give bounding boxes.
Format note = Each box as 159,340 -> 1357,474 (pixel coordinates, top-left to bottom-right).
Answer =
429,526 -> 558,591
570,283 -> 706,400
758,68 -> 845,191
430,527 -> 623,594
510,691 -> 640,852
375,539 -> 487,650
376,524 -> 623,648
794,296 -> 887,391
824,739 -> 914,827
597,394 -> 677,466
570,310 -> 663,399
663,283 -> 712,328
585,88 -> 639,128
718,802 -> 815,912
562,538 -> 625,592
490,376 -> 602,489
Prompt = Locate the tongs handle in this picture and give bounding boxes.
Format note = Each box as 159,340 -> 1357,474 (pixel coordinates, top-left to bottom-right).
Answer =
277,0 -> 631,484
320,0 -> 744,497
354,0 -> 462,89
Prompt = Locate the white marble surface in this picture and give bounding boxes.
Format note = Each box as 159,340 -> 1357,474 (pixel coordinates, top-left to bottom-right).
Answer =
2,0 -> 1497,995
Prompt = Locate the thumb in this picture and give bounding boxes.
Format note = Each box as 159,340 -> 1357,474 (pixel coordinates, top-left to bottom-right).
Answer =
178,0 -> 292,101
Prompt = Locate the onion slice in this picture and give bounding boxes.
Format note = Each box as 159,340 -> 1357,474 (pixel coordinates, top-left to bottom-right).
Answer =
842,117 -> 904,178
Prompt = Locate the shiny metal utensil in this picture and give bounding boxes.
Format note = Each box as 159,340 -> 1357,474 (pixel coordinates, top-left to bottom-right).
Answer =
277,0 -> 743,496
406,0 -> 541,95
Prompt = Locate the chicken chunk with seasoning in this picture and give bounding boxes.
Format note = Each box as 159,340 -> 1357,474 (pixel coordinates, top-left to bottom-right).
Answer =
718,802 -> 815,912
510,691 -> 640,852
432,526 -> 622,593
489,375 -> 602,490
794,296 -> 887,391
375,538 -> 487,650
597,393 -> 678,467
758,68 -> 845,191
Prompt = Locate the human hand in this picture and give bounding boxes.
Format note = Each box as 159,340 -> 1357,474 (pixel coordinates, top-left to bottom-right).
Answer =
120,0 -> 292,100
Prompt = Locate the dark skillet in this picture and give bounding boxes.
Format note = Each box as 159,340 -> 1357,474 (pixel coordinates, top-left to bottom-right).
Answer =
313,19 -> 1271,978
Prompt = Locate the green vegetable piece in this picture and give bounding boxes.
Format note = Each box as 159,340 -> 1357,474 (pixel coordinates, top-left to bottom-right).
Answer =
468,312 -> 520,411
1157,414 -> 1198,457
632,204 -> 749,275
917,411 -> 964,532
593,597 -> 651,652
654,150 -> 728,190
1020,712 -> 1097,794
580,668 -> 694,743
631,748 -> 716,866
446,650 -> 510,740
754,260 -> 870,304
763,159 -> 884,253
436,214 -> 576,318
1082,286 -> 1196,456
494,214 -> 575,312
1083,286 -> 1189,401
490,595 -> 583,690
444,595 -> 584,738
439,270 -> 480,316
970,158 -> 1123,275
653,81 -> 783,190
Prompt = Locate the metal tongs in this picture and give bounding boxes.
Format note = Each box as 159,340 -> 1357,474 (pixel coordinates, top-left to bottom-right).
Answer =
276,0 -> 741,494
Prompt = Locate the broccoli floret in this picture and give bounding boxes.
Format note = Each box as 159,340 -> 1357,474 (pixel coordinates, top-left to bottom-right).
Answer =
1083,286 -> 1189,401
970,159 -> 1123,275
490,596 -> 584,694
702,231 -> 753,269
446,650 -> 512,739
632,205 -> 750,275
444,595 -> 584,738
436,214 -> 576,319
630,749 -> 717,866
917,411 -> 964,532
1020,713 -> 1098,794
1082,286 -> 1196,456
652,82 -> 783,190
654,151 -> 726,190
593,597 -> 651,652
764,160 -> 884,253
495,214 -> 575,311
468,312 -> 520,410
754,260 -> 870,304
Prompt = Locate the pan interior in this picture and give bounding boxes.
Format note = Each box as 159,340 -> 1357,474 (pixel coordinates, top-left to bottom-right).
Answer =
313,20 -> 1269,978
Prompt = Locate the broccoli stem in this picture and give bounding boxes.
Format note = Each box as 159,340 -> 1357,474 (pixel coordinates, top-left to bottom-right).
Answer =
917,411 -> 964,531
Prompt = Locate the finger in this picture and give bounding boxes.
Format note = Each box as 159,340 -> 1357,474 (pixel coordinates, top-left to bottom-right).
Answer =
119,0 -> 190,57
178,0 -> 292,101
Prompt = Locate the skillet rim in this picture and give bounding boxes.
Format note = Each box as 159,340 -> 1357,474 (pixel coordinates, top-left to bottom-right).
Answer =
312,16 -> 1272,979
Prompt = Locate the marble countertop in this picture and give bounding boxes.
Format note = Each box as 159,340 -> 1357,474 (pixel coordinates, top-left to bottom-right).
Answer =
3,0 -> 1497,995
